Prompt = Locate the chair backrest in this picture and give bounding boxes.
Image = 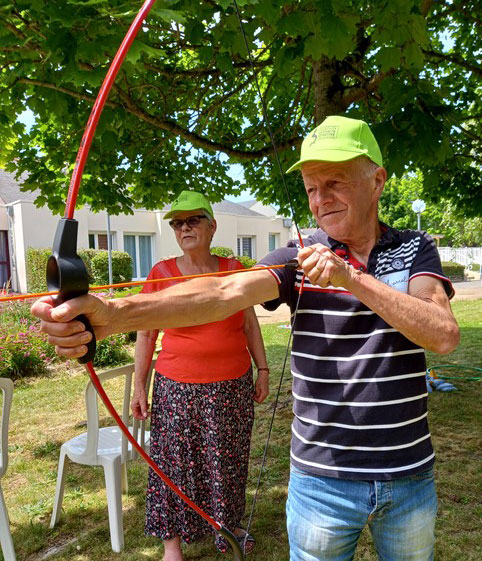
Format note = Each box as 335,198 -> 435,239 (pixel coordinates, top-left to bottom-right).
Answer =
0,378 -> 14,478
83,361 -> 155,462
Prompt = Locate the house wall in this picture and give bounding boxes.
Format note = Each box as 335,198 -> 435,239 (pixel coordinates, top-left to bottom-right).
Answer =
0,207 -> 8,229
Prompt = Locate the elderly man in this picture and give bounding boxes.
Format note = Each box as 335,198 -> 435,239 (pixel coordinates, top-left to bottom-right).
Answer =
32,116 -> 459,561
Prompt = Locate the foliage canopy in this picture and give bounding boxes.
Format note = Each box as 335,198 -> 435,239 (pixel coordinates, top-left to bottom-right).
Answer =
0,0 -> 480,220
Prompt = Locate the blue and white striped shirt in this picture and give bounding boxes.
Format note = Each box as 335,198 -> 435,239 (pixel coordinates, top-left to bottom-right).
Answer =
259,225 -> 453,480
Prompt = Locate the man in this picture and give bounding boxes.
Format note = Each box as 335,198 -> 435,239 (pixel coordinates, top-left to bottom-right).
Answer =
32,116 -> 459,561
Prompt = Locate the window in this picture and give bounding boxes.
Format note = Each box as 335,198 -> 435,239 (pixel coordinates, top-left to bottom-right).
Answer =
237,236 -> 255,259
124,234 -> 153,279
269,233 -> 279,252
0,231 -> 10,288
89,232 -> 116,250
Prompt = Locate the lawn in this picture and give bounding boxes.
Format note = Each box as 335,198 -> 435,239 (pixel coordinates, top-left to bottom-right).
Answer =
1,300 -> 480,561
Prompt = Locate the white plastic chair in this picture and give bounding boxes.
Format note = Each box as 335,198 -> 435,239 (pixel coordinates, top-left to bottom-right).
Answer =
0,378 -> 16,561
50,361 -> 155,552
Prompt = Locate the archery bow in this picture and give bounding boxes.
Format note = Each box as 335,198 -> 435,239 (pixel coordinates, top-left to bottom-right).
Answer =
45,1 -> 244,558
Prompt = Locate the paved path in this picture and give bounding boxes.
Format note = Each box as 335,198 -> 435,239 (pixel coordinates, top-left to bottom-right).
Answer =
255,280 -> 482,325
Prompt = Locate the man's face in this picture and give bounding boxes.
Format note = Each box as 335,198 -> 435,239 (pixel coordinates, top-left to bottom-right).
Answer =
301,158 -> 385,242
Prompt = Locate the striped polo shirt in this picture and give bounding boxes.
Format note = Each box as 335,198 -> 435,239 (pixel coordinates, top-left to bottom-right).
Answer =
259,225 -> 453,480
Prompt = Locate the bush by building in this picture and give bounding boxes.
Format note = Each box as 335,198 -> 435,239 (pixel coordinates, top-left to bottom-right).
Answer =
25,247 -> 132,292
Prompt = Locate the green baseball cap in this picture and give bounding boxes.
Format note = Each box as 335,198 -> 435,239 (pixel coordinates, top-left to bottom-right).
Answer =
164,190 -> 214,220
286,115 -> 383,173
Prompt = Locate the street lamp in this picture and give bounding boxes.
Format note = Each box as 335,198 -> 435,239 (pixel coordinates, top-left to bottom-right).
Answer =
411,199 -> 426,230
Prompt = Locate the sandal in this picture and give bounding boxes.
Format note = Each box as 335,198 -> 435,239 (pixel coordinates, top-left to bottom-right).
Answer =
235,529 -> 255,554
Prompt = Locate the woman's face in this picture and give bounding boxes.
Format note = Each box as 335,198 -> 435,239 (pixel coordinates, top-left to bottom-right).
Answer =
170,210 -> 216,253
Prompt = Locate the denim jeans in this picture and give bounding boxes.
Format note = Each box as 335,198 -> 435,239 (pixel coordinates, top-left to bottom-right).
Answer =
286,465 -> 437,561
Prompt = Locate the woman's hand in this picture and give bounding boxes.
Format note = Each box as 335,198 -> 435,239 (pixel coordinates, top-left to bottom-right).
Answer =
254,368 -> 269,403
131,386 -> 150,420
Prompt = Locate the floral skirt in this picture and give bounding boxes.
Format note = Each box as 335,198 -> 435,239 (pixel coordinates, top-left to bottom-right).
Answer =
145,367 -> 254,552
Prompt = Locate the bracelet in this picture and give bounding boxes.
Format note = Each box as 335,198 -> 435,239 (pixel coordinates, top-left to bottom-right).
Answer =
257,367 -> 270,373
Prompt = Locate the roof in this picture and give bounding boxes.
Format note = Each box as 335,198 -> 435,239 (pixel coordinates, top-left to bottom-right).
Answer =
238,199 -> 257,208
0,170 -> 38,204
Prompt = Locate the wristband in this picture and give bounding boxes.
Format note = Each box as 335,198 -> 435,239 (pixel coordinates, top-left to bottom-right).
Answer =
257,368 -> 270,373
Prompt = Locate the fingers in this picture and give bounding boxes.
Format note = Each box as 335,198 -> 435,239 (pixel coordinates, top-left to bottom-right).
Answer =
54,343 -> 91,359
297,243 -> 349,288
254,376 -> 269,403
30,296 -> 58,322
50,295 -> 97,322
131,393 -> 150,419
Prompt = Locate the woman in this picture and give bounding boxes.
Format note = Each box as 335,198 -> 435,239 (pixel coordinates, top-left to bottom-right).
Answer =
131,190 -> 269,561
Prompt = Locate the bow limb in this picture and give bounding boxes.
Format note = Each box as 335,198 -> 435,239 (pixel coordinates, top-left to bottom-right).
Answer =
45,1 -> 244,558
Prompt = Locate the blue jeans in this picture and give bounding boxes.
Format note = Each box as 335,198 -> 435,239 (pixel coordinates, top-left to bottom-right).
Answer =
286,465 -> 437,561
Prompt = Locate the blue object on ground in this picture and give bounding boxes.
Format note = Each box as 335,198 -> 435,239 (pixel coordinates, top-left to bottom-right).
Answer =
425,373 -> 457,392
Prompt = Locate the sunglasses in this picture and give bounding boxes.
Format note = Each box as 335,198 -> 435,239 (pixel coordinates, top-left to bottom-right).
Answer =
169,215 -> 208,231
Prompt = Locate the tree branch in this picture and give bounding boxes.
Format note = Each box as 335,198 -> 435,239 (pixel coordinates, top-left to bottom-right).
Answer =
112,84 -> 301,159
341,69 -> 396,108
422,49 -> 482,77
16,78 -> 120,108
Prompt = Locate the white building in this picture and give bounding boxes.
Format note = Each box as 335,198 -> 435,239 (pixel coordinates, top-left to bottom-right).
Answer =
0,170 -> 292,293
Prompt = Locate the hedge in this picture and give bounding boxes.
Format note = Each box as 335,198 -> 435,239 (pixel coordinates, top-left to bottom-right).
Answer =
441,261 -> 465,280
91,250 -> 133,285
25,247 -> 132,292
211,246 -> 234,258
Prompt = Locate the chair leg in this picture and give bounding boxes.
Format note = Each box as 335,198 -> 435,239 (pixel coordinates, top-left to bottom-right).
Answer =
121,462 -> 128,495
50,449 -> 69,529
102,456 -> 124,552
0,484 -> 16,561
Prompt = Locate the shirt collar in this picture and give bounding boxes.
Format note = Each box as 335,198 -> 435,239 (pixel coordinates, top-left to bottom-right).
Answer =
307,222 -> 401,250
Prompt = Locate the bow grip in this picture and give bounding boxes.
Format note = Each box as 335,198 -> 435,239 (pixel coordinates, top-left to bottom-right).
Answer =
284,258 -> 299,270
46,218 -> 96,364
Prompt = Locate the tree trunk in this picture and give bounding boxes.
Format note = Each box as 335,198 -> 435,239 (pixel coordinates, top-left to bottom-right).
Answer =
311,58 -> 345,125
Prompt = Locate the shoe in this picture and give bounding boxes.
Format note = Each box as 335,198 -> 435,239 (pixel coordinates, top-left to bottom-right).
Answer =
236,529 -> 255,554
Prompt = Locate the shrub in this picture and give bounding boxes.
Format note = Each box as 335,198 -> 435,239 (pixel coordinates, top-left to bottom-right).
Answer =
25,248 -> 51,293
26,247 -> 96,293
93,334 -> 132,368
236,255 -> 257,269
0,301 -> 56,379
441,261 -> 465,280
78,249 -> 96,283
210,246 -> 234,258
90,251 -> 133,285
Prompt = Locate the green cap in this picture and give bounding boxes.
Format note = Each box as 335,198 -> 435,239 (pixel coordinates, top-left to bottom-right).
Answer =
286,115 -> 383,173
164,190 -> 214,220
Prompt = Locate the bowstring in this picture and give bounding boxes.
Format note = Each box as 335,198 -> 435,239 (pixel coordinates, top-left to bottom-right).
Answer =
232,0 -> 306,548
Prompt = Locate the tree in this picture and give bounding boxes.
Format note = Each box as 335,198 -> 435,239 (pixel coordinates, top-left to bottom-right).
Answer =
0,0 -> 480,220
379,171 -> 482,246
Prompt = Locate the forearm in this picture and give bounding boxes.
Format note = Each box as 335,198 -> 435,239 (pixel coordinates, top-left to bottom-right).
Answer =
134,331 -> 158,388
346,272 -> 459,353
106,270 -> 276,336
243,307 -> 268,369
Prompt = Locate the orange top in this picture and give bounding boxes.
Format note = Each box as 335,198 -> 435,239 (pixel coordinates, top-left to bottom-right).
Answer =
141,257 -> 251,383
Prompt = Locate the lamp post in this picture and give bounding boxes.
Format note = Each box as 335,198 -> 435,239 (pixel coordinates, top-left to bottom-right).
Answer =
411,199 -> 426,230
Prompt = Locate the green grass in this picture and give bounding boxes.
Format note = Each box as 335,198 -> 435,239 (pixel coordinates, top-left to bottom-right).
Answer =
1,300 -> 480,561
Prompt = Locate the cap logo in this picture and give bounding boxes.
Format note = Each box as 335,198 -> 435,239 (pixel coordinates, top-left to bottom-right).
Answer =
310,125 -> 338,145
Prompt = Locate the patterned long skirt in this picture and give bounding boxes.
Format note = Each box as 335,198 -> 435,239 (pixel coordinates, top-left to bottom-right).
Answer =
145,367 -> 255,552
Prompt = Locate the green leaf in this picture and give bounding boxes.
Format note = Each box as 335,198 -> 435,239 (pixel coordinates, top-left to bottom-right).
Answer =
375,47 -> 402,71
216,52 -> 233,73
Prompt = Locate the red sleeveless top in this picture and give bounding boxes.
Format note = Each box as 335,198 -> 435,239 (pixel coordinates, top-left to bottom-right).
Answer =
141,256 -> 251,383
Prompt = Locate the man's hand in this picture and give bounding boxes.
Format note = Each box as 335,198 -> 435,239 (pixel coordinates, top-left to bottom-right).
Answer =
31,294 -> 113,359
297,244 -> 354,288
